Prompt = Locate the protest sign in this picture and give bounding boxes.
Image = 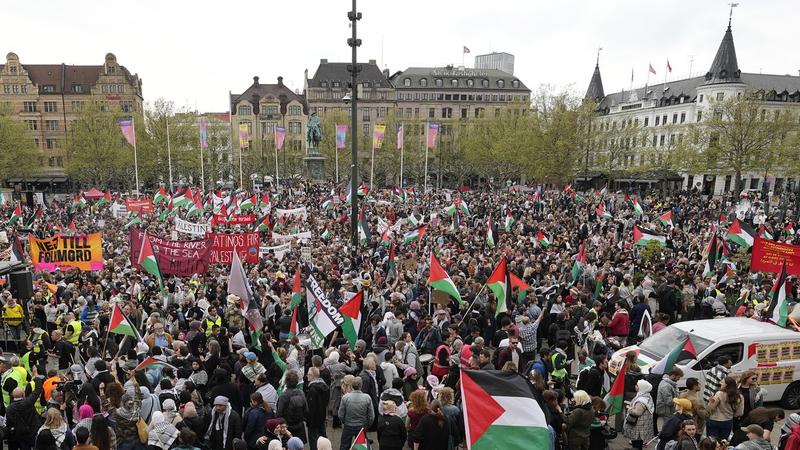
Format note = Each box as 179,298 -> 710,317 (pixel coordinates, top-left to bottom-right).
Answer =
210,232 -> 260,264
259,243 -> 291,261
272,230 -> 312,243
175,217 -> 210,236
125,198 -> 154,213
274,206 -> 308,220
212,214 -> 255,226
129,229 -> 212,276
751,237 -> 800,275
30,233 -> 104,272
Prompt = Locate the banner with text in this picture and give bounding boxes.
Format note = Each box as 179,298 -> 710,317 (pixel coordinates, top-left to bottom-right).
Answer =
125,198 -> 154,214
210,232 -> 260,264
274,206 -> 308,220
750,237 -> 800,276
212,213 -> 256,226
174,217 -> 210,236
259,243 -> 291,261
129,229 -> 212,276
272,230 -> 312,243
30,233 -> 104,272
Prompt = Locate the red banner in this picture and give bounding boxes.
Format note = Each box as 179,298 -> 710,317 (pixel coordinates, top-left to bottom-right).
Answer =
750,237 -> 800,276
126,198 -> 154,213
212,214 -> 255,226
210,232 -> 260,264
129,229 -> 212,276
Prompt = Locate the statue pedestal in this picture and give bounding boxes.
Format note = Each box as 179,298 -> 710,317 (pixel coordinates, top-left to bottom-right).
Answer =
304,155 -> 326,183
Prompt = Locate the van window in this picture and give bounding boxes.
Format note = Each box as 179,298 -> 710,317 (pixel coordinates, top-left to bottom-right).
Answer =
692,343 -> 743,371
639,327 -> 713,361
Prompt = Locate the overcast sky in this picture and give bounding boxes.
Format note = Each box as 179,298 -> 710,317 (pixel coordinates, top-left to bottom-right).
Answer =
5,0 -> 798,112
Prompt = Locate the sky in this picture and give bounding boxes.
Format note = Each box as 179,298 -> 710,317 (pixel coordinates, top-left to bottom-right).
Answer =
5,0 -> 798,112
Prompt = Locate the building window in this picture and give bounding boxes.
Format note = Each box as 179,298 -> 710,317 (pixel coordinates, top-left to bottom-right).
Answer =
435,78 -> 443,87
461,94 -> 467,101
451,79 -> 458,87
288,105 -> 302,115
466,79 -> 474,87
492,94 -> 498,101
321,81 -> 328,87
644,117 -> 649,127
699,94 -> 704,103
120,101 -> 134,112
43,101 -> 57,112
42,85 -> 55,93
288,121 -> 302,134
377,107 -> 386,118
238,105 -> 252,116
697,111 -> 703,122
362,81 -> 371,88
497,79 -> 505,88
659,135 -> 665,146
482,79 -> 489,88
362,123 -> 370,136
445,94 -> 452,101
429,108 -> 435,118
107,64 -> 116,73
265,105 -> 279,115
662,115 -> 667,125
419,78 -> 428,87
361,107 -> 370,121
499,95 -> 506,101
680,112 -> 686,123
26,120 -> 37,130
715,92 -> 724,101
442,107 -> 452,118
461,108 -> 468,119
46,138 -> 58,149
414,108 -> 419,118
71,84 -> 83,93
71,101 -> 84,112
512,80 -> 520,88
332,81 -> 341,88
403,78 -> 411,87
23,101 -> 37,112
45,120 -> 59,131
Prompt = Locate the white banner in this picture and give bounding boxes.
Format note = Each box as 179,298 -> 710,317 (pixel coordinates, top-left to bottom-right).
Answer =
275,206 -> 308,220
259,243 -> 291,261
271,230 -> 312,243
174,217 -> 210,236
112,203 -> 128,218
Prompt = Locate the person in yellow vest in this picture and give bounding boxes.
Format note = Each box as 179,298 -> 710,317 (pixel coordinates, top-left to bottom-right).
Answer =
1,356 -> 30,413
204,306 -> 222,336
550,342 -> 571,392
63,311 -> 82,345
3,293 -> 25,345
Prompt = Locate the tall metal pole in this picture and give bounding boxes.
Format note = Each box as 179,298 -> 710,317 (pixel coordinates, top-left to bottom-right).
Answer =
198,115 -> 205,193
166,115 -> 173,189
348,0 -> 362,257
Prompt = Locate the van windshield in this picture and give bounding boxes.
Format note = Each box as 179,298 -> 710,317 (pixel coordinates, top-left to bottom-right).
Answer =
638,326 -> 713,362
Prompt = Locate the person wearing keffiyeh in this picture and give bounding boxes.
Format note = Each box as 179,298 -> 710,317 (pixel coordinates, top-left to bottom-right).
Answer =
205,396 -> 242,450
148,411 -> 180,450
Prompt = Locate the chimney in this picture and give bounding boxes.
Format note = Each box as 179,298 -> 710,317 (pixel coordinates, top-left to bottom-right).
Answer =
368,59 -> 377,65
253,76 -> 259,85
320,58 -> 328,63
277,76 -> 284,86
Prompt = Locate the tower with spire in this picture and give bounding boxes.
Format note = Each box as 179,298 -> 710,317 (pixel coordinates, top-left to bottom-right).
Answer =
585,48 -> 605,103
703,20 -> 742,85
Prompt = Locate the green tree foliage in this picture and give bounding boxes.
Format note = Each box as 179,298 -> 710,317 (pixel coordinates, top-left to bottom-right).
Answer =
0,105 -> 40,181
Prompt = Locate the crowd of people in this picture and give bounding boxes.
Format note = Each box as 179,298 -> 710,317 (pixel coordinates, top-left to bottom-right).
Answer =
0,182 -> 799,450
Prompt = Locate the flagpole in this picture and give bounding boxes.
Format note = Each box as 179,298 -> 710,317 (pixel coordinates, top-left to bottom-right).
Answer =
199,115 -> 205,194
370,143 -> 375,188
399,123 -> 404,190
166,115 -> 173,189
335,147 -> 339,184
274,146 -> 279,194
133,121 -> 140,196
424,122 -> 429,194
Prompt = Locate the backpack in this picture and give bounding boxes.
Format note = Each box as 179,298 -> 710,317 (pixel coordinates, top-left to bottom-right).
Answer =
283,390 -> 307,426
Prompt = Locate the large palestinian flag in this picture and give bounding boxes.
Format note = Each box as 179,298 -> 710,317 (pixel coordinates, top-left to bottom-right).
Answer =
137,233 -> 163,289
109,303 -> 137,337
461,369 -> 549,450
632,225 -> 666,247
429,252 -> 464,306
487,258 -> 511,317
339,291 -> 363,348
727,218 -> 756,248
766,262 -> 790,328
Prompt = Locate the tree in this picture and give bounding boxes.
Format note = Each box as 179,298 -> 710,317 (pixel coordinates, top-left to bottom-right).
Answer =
535,91 -> 595,183
700,93 -> 797,193
0,105 -> 40,182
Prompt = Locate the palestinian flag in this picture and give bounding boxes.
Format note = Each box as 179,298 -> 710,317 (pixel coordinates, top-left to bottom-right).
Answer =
287,306 -> 299,339
402,225 -> 427,245
486,216 -> 497,249
429,252 -> 464,306
593,273 -> 605,299
596,202 -> 612,219
393,187 -> 406,203
187,195 -> 203,218
504,209 -> 514,232
786,223 -> 795,236
487,258 -> 511,316
339,291 -> 364,349
6,203 -> 22,226
154,187 -> 169,205
357,210 -> 371,245
240,194 -> 256,210
73,194 -> 87,209
321,226 -> 331,240
380,225 -> 392,247
650,336 -> 697,375
348,428 -> 368,450
727,219 -> 756,248
357,182 -> 369,197
659,211 -> 673,227
718,262 -> 736,285
458,200 -> 471,217
124,213 -> 143,229
65,221 -> 77,235
97,190 -> 112,206
461,369 -> 549,450
134,357 -> 177,372
571,191 -> 586,202
570,241 -> 587,284
257,215 -> 271,232
386,243 -> 397,283
766,262 -> 790,327
290,268 -> 303,309
633,197 -> 644,216
171,188 -> 192,208
137,233 -> 163,289
703,234 -> 721,278
563,184 -> 571,193
632,225 -> 666,247
444,202 -> 458,216
258,193 -> 271,210
322,197 -> 333,211
604,361 -> 628,416
510,273 -> 529,302
109,303 -> 138,337
758,224 -> 773,240
536,230 -> 550,249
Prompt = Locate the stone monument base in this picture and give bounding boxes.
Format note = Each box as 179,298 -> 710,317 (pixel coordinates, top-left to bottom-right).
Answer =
304,155 -> 326,183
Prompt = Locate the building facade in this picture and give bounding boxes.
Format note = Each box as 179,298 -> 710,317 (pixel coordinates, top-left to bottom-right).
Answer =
0,52 -> 143,181
474,52 -> 515,75
584,23 -> 800,195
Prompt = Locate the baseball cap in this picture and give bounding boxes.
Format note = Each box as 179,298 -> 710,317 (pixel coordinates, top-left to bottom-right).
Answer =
742,424 -> 764,436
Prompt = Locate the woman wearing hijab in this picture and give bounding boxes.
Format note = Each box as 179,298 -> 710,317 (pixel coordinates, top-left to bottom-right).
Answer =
73,404 -> 96,435
161,399 -> 182,426
148,411 -> 180,450
780,413 -> 800,450
623,380 -> 655,450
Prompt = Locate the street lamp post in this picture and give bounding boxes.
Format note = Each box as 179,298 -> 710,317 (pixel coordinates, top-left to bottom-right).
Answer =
347,0 -> 362,258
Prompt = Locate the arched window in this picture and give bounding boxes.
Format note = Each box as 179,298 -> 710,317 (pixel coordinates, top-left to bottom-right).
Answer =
404,78 -> 411,87
451,79 -> 458,87
419,78 -> 428,87
466,79 -> 474,87
512,80 -> 520,88
497,79 -> 505,88
435,78 -> 443,87
481,79 -> 489,88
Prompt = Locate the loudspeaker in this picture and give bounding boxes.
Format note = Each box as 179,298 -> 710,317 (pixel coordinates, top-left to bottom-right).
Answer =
9,271 -> 33,300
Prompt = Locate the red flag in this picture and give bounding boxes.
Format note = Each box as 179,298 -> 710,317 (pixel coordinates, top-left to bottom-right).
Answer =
667,59 -> 673,73
648,64 -> 657,75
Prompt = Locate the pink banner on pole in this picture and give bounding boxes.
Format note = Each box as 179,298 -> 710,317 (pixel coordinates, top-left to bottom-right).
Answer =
199,118 -> 208,149
119,119 -> 136,146
397,124 -> 404,150
275,127 -> 286,151
336,124 -> 347,149
426,123 -> 439,149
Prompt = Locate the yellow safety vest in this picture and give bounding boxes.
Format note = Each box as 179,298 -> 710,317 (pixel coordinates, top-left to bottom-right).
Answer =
67,320 -> 82,344
1,367 -> 27,407
551,352 -> 567,381
205,316 -> 221,336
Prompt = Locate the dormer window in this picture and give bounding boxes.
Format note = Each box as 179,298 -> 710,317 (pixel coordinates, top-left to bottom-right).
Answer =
362,81 -> 371,88
321,81 -> 328,87
9,65 -> 17,73
420,78 -> 428,87
435,78 -> 443,87
512,80 -> 520,88
238,105 -> 252,116
497,79 -> 505,88
332,81 -> 341,88
107,65 -> 116,74
403,78 -> 411,87
451,79 -> 458,87
466,79 -> 474,87
482,79 -> 489,88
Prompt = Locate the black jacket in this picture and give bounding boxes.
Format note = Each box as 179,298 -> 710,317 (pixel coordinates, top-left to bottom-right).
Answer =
6,377 -> 44,440
305,379 -> 330,427
576,365 -> 605,397
377,414 -> 407,448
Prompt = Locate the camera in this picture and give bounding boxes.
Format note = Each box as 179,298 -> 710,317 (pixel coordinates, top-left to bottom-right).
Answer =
54,380 -> 81,394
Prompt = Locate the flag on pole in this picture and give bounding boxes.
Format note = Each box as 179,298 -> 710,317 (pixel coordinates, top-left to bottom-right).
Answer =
287,306 -> 299,339
239,123 -> 249,149
604,361 -> 628,416
758,224 -> 774,240
340,291 -> 364,348
275,126 -> 286,151
229,248 -> 263,335
429,252 -> 464,306
109,303 -> 138,337
596,202 -> 612,219
335,124 -> 347,149
766,262 -> 790,327
358,209 -> 371,245
6,203 -> 22,226
632,225 -> 667,247
460,369 -> 550,450
426,123 -> 439,149
650,336 -> 697,375
154,186 -> 169,205
785,223 -> 795,236
119,118 -> 136,146
397,124 -> 404,149
630,68 -> 634,83
486,216 -> 497,249
134,357 -> 177,372
463,46 -> 471,54
633,197 -> 644,216
290,268 -> 303,309
240,194 -> 257,210
536,230 -> 550,249
348,428 -> 368,450
667,59 -> 673,73
659,211 -> 673,227
727,218 -> 756,248
402,225 -> 427,245
487,258 -> 510,316
504,209 -> 515,232
648,64 -> 657,75
137,232 -> 163,290
571,241 -> 587,284
703,233 -> 720,278
199,117 -> 208,149
372,124 -> 386,149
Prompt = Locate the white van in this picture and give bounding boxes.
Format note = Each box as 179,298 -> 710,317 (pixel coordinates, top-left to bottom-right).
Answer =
609,317 -> 800,409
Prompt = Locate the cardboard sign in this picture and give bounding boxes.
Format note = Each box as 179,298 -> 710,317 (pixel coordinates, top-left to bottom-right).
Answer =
129,229 -> 212,276
29,233 -> 104,272
175,217 -> 210,236
210,232 -> 260,264
260,243 -> 291,261
751,237 -> 800,275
